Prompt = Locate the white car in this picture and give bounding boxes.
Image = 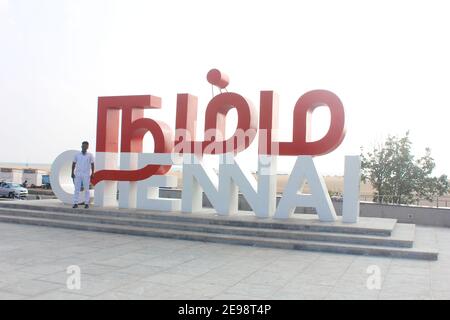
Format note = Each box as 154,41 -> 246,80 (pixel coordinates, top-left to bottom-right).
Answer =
0,182 -> 28,199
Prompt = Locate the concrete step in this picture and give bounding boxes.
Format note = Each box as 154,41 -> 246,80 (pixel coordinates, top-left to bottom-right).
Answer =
0,207 -> 414,248
0,214 -> 437,260
0,200 -> 397,236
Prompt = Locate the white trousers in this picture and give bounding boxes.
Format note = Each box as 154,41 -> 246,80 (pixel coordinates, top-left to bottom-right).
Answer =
73,175 -> 91,205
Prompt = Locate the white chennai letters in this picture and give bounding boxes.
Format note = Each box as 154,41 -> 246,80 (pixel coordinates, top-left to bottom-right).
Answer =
51,152 -> 361,224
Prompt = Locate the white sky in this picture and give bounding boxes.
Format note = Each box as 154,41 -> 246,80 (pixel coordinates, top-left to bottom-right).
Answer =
1,0 -> 450,176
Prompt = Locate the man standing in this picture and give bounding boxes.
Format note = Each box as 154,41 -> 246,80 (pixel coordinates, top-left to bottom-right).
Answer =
71,141 -> 95,209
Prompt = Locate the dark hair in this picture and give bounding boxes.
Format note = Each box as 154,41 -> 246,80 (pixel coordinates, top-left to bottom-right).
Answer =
82,141 -> 89,145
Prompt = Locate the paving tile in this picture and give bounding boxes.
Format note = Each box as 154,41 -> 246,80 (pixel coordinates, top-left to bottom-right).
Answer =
388,265 -> 431,276
117,264 -> 166,277
378,289 -> 432,300
115,252 -> 163,262
275,284 -> 333,300
0,270 -> 40,285
0,262 -> 21,273
94,257 -> 138,268
140,272 -> 195,286
190,272 -> 248,287
286,269 -> 345,287
211,293 -> 262,300
239,270 -> 298,286
382,273 -> 431,292
4,256 -> 56,266
114,281 -> 175,298
57,277 -> 128,297
91,291 -> 153,300
37,271 -> 76,286
28,289 -> 90,300
140,255 -> 196,268
325,292 -> 378,300
175,257 -> 232,270
430,276 -> 450,291
431,290 -> 450,300
330,279 -> 381,298
170,280 -> 228,299
1,279 -> 62,297
389,259 -> 431,269
0,290 -> 28,300
224,283 -> 283,299
77,263 -> 120,276
165,264 -> 214,277
17,264 -> 68,276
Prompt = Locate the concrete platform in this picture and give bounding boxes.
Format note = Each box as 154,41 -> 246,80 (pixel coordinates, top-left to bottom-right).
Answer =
0,200 -> 439,260
0,200 -> 398,235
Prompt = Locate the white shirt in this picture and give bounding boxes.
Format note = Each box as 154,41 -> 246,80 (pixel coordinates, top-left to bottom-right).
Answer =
73,152 -> 94,177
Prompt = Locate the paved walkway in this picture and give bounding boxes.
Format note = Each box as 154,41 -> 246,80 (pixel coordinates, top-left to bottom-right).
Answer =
0,222 -> 449,300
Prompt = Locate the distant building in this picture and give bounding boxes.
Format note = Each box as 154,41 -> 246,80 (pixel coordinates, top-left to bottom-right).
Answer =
0,168 -> 23,184
0,167 -> 50,187
22,169 -> 48,187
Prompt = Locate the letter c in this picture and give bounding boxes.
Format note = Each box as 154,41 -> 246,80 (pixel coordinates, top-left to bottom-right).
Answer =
50,150 -> 93,205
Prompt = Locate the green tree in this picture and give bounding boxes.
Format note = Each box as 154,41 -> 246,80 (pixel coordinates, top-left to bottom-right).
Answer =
361,132 -> 449,205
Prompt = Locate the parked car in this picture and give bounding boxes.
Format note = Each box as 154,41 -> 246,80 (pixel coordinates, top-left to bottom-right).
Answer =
0,182 -> 28,199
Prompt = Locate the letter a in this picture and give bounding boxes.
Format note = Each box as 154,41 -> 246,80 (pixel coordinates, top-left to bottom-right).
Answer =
274,156 -> 337,222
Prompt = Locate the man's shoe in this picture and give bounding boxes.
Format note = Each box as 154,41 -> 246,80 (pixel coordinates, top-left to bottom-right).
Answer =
72,204 -> 78,209
84,204 -> 89,209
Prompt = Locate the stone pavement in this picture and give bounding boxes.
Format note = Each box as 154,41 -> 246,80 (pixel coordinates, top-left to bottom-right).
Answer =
0,222 -> 449,300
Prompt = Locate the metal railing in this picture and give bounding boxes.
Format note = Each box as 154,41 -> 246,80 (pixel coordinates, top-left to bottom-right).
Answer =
359,195 -> 450,208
